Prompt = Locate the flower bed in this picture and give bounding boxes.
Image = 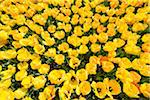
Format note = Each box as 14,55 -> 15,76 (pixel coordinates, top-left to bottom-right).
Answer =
0,0 -> 150,100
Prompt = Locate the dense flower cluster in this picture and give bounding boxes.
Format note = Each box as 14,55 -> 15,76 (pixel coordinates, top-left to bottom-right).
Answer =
0,0 -> 150,100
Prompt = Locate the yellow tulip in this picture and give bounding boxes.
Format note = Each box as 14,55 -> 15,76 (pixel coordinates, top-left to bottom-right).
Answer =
54,54 -> 65,65
79,45 -> 89,54
44,48 -> 56,58
59,82 -> 73,100
0,79 -> 11,88
89,34 -> 97,43
69,57 -> 80,69
14,88 -> 27,99
73,26 -> 83,36
17,62 -> 28,70
12,41 -> 21,49
123,83 -> 140,98
54,31 -> 65,40
48,69 -> 65,84
38,64 -> 50,74
33,75 -> 46,89
140,83 -> 150,98
89,56 -> 100,65
64,70 -> 79,89
76,69 -> 88,81
103,42 -> 117,52
86,63 -> 97,74
64,24 -> 72,32
130,71 -> 141,83
142,34 -> 150,43
43,85 -> 56,99
113,38 -> 125,48
48,25 -> 56,33
15,70 -> 27,81
68,49 -> 79,57
38,92 -> 47,100
116,68 -> 133,83
97,32 -> 108,43
58,42 -> 69,53
80,36 -> 89,45
3,50 -> 17,60
142,42 -> 150,52
132,22 -> 148,32
102,61 -> 114,72
91,81 -> 107,99
34,44 -> 45,54
17,48 -> 31,61
30,58 -> 41,70
0,88 -> 14,100
21,75 -> 33,89
119,58 -> 132,69
91,43 -> 101,53
67,35 -> 81,47
107,79 -> 121,95
139,65 -> 150,77
76,81 -> 91,95
124,44 -> 141,55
